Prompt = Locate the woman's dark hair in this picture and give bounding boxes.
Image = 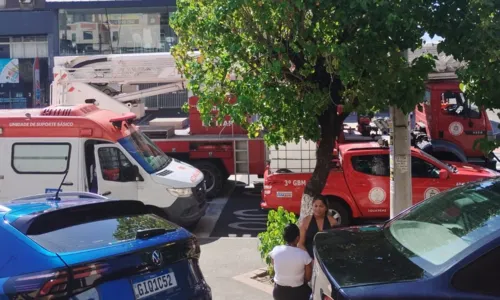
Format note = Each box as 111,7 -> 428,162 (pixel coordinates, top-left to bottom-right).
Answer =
283,223 -> 300,243
313,195 -> 329,209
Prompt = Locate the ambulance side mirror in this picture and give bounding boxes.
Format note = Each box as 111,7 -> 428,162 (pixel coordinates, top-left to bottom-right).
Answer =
122,165 -> 143,182
131,165 -> 144,182
439,169 -> 449,180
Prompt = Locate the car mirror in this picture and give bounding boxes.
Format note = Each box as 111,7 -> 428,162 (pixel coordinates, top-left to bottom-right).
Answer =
439,169 -> 448,180
132,165 -> 144,181
122,165 -> 143,181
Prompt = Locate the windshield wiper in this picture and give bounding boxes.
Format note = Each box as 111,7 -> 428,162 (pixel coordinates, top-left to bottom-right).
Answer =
135,228 -> 175,240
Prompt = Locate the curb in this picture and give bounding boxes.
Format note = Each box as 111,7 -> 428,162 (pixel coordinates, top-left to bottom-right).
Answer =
232,268 -> 273,295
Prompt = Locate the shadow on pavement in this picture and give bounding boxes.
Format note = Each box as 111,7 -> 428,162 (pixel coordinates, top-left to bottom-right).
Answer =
210,186 -> 268,238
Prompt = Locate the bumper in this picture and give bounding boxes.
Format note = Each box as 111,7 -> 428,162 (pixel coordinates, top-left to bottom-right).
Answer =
165,195 -> 208,227
260,200 -> 270,211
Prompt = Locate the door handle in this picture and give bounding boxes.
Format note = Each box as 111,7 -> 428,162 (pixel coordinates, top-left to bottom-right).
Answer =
62,182 -> 73,186
101,191 -> 112,196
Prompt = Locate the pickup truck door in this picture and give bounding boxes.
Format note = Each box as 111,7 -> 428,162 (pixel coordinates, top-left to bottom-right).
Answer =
94,145 -> 139,200
344,153 -> 390,217
411,155 -> 454,204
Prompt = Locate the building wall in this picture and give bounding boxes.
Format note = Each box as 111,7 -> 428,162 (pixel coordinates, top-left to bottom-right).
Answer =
0,5 -> 58,108
0,0 -> 186,109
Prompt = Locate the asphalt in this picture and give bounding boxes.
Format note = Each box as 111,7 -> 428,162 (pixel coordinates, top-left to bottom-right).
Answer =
192,182 -> 272,300
209,187 -> 268,238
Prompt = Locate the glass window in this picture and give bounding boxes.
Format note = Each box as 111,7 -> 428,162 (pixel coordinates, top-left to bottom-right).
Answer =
12,143 -> 71,174
97,147 -> 136,182
29,213 -> 177,253
118,127 -> 171,174
384,179 -> 500,276
441,91 -> 481,119
83,31 -> 93,40
59,7 -> 178,56
351,155 -> 390,176
411,156 -> 440,178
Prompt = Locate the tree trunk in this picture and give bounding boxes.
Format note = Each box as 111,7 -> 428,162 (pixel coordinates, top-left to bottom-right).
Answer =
298,105 -> 347,223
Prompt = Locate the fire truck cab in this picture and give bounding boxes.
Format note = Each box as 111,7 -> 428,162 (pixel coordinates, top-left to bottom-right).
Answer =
414,75 -> 498,169
0,104 -> 207,227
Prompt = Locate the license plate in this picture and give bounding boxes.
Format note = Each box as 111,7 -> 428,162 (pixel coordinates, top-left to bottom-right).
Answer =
133,272 -> 178,299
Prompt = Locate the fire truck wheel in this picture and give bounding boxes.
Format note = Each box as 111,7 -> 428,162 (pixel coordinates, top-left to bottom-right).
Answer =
327,200 -> 351,226
192,161 -> 224,199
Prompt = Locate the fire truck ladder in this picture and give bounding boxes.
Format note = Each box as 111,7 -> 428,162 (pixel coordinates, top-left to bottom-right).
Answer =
233,140 -> 251,187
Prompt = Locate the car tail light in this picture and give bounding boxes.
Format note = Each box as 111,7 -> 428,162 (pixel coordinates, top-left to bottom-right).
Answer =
186,236 -> 201,259
3,269 -> 70,299
71,262 -> 110,294
3,262 -> 110,299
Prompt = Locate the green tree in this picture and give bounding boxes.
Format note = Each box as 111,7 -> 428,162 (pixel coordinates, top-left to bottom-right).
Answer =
170,0 -> 499,218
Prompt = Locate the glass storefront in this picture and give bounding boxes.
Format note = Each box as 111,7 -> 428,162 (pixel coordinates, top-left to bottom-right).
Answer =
59,7 -> 178,55
0,36 -> 49,109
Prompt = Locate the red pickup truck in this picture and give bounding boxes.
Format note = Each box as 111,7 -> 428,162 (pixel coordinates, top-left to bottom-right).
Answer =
261,142 -> 500,225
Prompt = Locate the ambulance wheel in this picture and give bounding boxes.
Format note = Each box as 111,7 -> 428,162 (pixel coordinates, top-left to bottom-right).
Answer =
192,161 -> 224,199
327,199 -> 351,226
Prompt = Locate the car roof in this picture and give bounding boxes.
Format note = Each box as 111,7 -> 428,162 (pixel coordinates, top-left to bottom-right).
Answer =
338,142 -> 419,154
1,192 -> 110,223
338,142 -> 382,152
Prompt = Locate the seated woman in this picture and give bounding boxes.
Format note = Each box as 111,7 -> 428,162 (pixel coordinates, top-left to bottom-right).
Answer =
299,196 -> 338,259
269,224 -> 313,300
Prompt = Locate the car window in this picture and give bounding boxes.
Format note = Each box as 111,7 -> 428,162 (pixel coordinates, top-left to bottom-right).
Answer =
412,157 -> 440,178
384,179 -> 500,276
27,211 -> 177,253
351,155 -> 389,176
98,147 -> 134,182
452,246 -> 500,297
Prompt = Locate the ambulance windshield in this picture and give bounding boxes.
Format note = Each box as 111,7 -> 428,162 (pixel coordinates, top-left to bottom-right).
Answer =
118,127 -> 172,174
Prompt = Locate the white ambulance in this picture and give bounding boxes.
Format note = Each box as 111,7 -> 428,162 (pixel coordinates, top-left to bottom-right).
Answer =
0,104 -> 207,227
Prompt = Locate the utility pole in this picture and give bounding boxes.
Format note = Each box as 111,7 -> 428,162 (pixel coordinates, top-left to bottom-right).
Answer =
389,106 -> 413,218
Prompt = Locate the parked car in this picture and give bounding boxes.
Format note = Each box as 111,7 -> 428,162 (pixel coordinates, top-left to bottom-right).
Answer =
262,142 -> 500,225
311,177 -> 500,300
0,192 -> 211,300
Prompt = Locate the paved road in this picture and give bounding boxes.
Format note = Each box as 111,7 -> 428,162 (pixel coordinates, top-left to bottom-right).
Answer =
209,187 -> 268,238
193,183 -> 271,300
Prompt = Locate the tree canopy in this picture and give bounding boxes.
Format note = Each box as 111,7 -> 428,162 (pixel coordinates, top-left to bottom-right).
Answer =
170,0 -> 442,145
171,0 -> 500,206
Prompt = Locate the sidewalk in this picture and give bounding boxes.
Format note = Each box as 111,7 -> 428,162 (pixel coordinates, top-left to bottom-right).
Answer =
199,237 -> 272,300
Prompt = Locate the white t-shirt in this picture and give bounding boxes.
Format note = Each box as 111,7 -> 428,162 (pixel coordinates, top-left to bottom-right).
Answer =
269,245 -> 312,287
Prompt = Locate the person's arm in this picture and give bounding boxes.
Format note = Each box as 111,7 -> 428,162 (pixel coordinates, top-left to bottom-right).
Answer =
304,261 -> 313,282
298,216 -> 310,251
327,215 -> 338,227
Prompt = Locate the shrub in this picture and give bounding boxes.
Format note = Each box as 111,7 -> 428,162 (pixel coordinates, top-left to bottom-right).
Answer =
257,206 -> 298,277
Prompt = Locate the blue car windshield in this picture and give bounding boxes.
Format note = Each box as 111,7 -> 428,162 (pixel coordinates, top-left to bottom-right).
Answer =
118,127 -> 171,174
384,178 -> 500,276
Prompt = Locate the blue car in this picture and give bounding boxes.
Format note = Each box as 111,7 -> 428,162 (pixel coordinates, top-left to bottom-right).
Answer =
0,192 -> 211,300
311,177 -> 500,300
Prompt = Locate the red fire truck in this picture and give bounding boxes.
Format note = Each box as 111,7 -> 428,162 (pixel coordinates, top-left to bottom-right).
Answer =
262,142 -> 500,225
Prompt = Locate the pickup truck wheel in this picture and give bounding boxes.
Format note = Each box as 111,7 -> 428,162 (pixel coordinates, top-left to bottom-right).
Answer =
328,201 -> 351,226
191,161 -> 224,199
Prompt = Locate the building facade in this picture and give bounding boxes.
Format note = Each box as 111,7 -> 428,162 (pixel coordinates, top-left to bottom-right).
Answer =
0,0 -> 57,108
0,0 -> 186,109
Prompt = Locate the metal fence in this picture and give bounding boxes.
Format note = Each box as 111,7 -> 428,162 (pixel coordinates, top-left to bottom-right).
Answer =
139,83 -> 188,109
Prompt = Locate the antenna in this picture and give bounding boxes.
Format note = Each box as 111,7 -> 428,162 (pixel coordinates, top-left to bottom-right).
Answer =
52,169 -> 70,201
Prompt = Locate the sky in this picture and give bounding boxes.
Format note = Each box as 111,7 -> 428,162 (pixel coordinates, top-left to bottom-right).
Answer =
423,32 -> 444,44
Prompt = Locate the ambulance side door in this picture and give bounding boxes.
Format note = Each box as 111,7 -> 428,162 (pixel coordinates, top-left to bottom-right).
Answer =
94,144 -> 139,200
